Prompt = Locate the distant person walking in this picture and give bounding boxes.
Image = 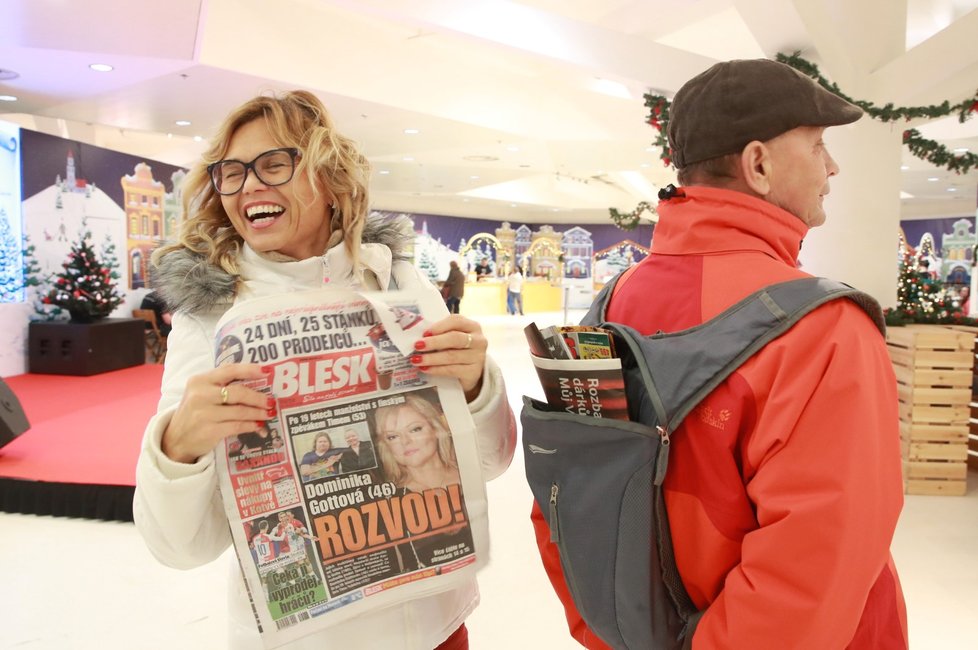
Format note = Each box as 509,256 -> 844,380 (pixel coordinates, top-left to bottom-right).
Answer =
444,260 -> 465,314
506,265 -> 524,315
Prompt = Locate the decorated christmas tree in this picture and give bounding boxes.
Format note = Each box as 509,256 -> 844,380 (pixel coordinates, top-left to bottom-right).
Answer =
885,245 -> 974,326
43,227 -> 124,322
22,235 -> 65,321
0,208 -> 21,302
416,246 -> 440,283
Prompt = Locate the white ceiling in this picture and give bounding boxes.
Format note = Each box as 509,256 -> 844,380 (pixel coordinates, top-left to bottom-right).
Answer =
1,0 -> 976,224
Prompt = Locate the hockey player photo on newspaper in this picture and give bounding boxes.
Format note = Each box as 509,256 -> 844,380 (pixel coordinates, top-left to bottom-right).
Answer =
212,287 -> 489,648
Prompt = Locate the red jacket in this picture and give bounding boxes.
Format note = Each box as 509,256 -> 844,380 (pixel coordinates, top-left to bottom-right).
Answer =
532,186 -> 907,649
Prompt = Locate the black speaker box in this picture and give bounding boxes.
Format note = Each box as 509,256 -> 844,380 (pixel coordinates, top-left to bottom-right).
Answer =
0,377 -> 30,449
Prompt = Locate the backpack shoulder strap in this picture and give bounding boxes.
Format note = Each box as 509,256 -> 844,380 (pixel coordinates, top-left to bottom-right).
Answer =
607,277 -> 883,432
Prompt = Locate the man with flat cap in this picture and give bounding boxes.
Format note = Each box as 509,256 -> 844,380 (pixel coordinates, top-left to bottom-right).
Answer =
532,59 -> 907,648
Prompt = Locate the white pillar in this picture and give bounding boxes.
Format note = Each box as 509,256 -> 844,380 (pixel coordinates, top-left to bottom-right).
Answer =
799,117 -> 904,308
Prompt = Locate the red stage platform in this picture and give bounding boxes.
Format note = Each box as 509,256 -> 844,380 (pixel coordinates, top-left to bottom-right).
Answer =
0,364 -> 164,521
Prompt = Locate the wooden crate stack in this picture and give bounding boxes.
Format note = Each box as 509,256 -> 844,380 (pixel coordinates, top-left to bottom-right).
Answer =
944,325 -> 978,471
886,325 -> 973,496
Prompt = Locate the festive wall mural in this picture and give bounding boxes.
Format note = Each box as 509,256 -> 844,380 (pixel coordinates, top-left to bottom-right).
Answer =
900,216 -> 977,288
0,128 -> 187,376
381,211 -> 654,284
593,239 -> 651,284
19,129 -> 188,300
0,121 -> 22,303
2,132 -> 653,376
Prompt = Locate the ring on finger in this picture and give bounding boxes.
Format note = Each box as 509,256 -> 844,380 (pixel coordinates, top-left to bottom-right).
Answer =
220,385 -> 230,405
464,332 -> 473,349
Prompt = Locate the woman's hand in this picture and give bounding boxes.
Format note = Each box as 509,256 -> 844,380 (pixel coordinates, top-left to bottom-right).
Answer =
410,315 -> 487,401
161,363 -> 271,464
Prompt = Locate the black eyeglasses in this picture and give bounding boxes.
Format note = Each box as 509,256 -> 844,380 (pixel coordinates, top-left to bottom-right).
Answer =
207,148 -> 300,195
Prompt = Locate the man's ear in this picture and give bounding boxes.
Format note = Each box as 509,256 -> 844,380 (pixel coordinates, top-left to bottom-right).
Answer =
739,141 -> 772,196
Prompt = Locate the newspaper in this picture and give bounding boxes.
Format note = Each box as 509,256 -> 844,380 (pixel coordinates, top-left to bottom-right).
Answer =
213,287 -> 489,648
529,355 -> 629,420
525,322 -> 629,420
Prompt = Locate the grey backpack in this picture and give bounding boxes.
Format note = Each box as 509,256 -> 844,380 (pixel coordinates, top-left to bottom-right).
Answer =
521,275 -> 884,650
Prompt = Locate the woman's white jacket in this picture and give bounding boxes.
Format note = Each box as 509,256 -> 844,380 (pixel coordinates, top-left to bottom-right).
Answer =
133,241 -> 516,650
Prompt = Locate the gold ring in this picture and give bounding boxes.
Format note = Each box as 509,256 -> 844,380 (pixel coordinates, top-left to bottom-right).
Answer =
464,333 -> 473,349
220,385 -> 230,405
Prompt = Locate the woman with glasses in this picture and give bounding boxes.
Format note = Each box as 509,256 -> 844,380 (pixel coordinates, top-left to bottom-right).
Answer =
133,90 -> 516,650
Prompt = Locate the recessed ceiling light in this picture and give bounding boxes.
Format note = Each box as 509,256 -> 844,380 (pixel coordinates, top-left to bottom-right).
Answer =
927,177 -> 940,182
953,147 -> 969,153
404,128 -> 419,135
0,95 -> 16,102
402,156 -> 414,162
590,77 -> 632,99
948,187 -> 958,192
89,63 -> 114,72
645,147 -> 655,153
469,175 -> 480,180
640,163 -> 651,168
378,170 -> 390,175
166,133 -> 173,139
193,135 -> 203,142
506,145 -> 520,152
175,120 -> 191,127
900,165 -> 909,170
510,203 -> 517,207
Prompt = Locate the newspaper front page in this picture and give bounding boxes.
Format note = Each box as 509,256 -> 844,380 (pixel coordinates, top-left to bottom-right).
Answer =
213,287 -> 489,648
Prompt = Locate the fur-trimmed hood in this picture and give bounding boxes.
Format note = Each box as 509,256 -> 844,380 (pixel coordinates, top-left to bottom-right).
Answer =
152,213 -> 414,315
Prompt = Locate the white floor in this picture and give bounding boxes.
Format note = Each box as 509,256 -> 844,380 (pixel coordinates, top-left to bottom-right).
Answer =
3,311 -> 977,650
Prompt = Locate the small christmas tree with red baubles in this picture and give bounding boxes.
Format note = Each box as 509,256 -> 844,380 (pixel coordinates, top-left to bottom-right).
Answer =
43,226 -> 124,322
885,244 -> 974,326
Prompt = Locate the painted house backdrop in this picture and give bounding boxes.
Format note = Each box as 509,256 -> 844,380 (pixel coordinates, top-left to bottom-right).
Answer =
4,121 -> 973,378
2,125 -> 660,376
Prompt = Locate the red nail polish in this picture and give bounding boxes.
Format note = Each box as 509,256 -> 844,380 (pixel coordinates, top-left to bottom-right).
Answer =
418,365 -> 430,371
256,421 -> 265,428
423,329 -> 433,337
413,339 -> 426,350
410,354 -> 423,364
266,408 -> 277,417
266,397 -> 275,407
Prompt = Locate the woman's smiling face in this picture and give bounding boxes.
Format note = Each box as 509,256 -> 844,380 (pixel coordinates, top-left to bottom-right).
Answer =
220,118 -> 331,260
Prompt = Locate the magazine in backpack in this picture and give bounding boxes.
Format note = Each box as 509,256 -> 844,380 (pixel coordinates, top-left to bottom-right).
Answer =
521,273 -> 884,650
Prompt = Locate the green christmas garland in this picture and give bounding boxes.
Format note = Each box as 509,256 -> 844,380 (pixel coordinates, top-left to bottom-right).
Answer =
613,52 -> 978,228
640,51 -> 978,173
777,52 -> 978,175
609,200 -> 658,230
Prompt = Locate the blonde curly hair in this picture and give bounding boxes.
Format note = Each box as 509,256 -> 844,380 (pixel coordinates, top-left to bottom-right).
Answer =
153,90 -> 370,277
